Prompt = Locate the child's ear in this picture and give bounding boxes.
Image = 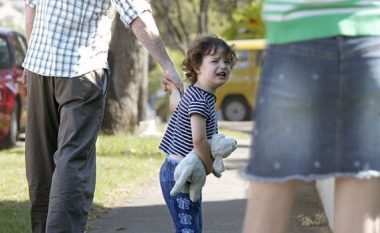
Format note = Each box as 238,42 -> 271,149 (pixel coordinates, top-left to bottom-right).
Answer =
194,66 -> 201,74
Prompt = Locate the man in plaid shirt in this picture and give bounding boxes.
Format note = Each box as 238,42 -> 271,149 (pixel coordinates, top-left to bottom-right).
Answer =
23,1 -> 183,232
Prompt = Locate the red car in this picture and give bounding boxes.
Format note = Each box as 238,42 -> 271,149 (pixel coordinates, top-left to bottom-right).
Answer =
0,27 -> 27,148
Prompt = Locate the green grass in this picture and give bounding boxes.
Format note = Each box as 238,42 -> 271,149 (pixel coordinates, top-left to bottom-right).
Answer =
0,146 -> 31,233
0,135 -> 165,233
94,134 -> 164,207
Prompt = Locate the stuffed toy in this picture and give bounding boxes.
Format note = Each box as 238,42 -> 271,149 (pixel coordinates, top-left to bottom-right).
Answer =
209,133 -> 237,177
170,133 -> 237,202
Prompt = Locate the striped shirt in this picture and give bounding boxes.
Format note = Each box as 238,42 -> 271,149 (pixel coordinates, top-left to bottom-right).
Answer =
263,0 -> 380,44
23,0 -> 150,77
159,85 -> 218,157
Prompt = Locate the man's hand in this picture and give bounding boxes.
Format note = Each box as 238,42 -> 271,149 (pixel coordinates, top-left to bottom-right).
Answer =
162,67 -> 183,95
170,151 -> 206,202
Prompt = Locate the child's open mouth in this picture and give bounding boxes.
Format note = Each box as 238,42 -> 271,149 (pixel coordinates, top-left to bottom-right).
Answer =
216,71 -> 227,79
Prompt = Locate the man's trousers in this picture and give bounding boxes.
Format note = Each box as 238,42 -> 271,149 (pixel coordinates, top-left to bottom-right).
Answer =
25,69 -> 108,233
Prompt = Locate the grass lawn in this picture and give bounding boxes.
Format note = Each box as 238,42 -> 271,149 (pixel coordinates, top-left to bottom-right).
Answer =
0,135 -> 165,233
0,146 -> 30,233
0,123 -> 249,233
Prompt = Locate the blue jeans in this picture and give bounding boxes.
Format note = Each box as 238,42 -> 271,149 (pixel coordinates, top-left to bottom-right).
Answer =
245,36 -> 380,182
160,156 -> 203,233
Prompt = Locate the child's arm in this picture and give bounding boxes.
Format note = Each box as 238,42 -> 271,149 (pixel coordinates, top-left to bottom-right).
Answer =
165,81 -> 181,112
190,114 -> 213,175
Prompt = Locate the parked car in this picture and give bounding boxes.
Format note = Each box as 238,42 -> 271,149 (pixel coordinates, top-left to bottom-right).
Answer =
0,27 -> 27,147
215,39 -> 265,121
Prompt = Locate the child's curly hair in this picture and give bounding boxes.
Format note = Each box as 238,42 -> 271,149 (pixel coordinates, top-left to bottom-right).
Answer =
182,35 -> 237,85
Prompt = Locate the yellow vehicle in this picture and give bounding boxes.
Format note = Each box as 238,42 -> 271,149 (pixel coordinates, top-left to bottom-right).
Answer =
216,39 -> 265,121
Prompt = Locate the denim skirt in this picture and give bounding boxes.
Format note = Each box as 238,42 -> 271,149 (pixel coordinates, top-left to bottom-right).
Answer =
245,36 -> 380,182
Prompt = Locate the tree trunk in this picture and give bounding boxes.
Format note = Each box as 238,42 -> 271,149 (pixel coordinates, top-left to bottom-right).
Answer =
199,0 -> 210,34
138,49 -> 149,122
102,16 -> 148,134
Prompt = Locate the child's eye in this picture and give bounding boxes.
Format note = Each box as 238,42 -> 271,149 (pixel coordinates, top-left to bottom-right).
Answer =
224,60 -> 231,65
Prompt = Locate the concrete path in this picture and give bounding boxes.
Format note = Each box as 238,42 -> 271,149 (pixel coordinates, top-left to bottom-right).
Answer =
89,135 -> 331,233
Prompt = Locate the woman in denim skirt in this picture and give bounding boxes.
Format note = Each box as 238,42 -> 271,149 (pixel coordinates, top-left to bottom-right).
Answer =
243,1 -> 380,233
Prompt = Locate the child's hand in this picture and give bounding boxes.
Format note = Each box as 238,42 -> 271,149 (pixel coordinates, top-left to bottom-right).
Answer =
165,81 -> 181,111
170,151 -> 206,202
162,66 -> 184,94
164,80 -> 178,95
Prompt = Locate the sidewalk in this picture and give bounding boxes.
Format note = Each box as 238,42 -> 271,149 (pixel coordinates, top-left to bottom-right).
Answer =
89,139 -> 331,233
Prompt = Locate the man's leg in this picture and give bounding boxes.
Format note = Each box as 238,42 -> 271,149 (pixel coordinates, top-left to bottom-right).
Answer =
46,69 -> 107,233
25,72 -> 59,233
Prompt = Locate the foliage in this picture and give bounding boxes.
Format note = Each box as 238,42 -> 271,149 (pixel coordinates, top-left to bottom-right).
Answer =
223,1 -> 266,40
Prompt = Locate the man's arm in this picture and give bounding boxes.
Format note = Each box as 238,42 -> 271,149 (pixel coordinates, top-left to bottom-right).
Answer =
130,11 -> 184,94
24,3 -> 36,42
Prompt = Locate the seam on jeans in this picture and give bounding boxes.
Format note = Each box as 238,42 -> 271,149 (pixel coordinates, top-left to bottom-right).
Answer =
335,39 -> 345,172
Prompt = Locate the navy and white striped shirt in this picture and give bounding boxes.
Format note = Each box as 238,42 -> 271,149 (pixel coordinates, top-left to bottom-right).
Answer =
159,85 -> 218,157
23,0 -> 150,77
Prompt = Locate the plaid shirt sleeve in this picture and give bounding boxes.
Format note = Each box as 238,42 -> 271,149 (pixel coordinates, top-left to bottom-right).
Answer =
24,0 -> 38,7
111,0 -> 151,28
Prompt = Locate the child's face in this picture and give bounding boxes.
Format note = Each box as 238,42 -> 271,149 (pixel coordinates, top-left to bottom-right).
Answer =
195,49 -> 232,93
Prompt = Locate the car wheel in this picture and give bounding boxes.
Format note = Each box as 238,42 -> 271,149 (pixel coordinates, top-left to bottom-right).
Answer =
2,102 -> 19,148
222,96 -> 251,121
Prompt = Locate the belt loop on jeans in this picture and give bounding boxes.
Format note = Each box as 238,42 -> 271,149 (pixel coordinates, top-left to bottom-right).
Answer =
167,154 -> 184,162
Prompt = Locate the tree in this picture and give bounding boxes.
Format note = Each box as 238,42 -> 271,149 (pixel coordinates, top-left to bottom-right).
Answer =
102,16 -> 148,134
150,0 -> 247,53
199,0 -> 210,34
150,0 -> 193,54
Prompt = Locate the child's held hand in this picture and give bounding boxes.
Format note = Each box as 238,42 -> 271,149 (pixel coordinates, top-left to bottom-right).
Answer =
165,81 -> 181,111
165,80 -> 181,95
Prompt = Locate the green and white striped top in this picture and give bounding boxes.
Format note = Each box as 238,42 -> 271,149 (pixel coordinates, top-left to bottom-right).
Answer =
263,0 -> 380,44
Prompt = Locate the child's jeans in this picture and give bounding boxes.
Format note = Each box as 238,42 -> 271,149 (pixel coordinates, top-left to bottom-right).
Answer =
160,155 -> 203,233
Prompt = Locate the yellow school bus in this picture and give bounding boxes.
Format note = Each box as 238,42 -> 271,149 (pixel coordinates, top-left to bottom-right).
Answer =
216,39 -> 266,121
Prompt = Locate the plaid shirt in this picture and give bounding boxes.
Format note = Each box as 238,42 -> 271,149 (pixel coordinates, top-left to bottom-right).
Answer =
23,0 -> 150,77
